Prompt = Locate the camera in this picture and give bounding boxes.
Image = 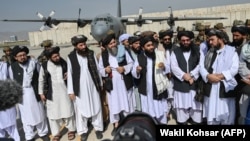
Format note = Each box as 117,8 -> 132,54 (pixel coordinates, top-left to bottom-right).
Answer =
102,111 -> 159,141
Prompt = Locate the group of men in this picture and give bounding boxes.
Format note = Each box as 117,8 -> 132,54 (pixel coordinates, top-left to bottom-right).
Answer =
1,18 -> 250,141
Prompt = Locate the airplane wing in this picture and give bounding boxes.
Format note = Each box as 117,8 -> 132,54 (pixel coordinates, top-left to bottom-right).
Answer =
1,9 -> 93,31
2,18 -> 92,24
121,16 -> 227,24
120,7 -> 227,30
121,16 -> 227,30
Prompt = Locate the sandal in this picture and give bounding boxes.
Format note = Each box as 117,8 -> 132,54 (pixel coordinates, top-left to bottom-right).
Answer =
52,135 -> 61,141
68,131 -> 76,140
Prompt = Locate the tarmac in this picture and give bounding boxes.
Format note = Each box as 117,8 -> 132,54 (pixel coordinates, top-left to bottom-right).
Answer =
2,44 -> 177,141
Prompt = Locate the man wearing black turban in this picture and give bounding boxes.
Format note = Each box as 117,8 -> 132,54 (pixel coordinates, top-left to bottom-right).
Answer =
98,30 -> 135,136
229,25 -> 249,125
230,25 -> 248,54
170,30 -> 203,125
39,46 -> 76,140
158,29 -> 178,120
131,36 -> 169,124
68,34 -> 104,140
10,45 -> 50,141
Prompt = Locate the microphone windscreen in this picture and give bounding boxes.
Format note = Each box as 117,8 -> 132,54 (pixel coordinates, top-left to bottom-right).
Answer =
0,79 -> 23,111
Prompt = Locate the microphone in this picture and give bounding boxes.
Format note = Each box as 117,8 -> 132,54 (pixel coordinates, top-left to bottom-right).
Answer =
0,79 -> 23,111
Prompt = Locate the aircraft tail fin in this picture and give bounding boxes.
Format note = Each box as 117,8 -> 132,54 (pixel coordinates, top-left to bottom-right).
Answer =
117,0 -> 122,17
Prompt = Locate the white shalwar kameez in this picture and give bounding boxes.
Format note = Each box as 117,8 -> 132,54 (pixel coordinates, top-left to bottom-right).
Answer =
9,59 -> 48,140
170,50 -> 203,123
200,46 -> 239,125
0,62 -> 20,141
99,52 -> 135,124
132,54 -> 168,124
67,53 -> 103,135
38,60 -> 75,136
164,50 -> 175,114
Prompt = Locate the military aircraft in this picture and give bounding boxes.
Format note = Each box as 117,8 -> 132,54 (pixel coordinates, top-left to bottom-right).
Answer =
1,0 -> 227,42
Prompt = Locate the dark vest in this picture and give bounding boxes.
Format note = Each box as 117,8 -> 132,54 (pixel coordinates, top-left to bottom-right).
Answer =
203,47 -> 237,98
173,47 -> 200,93
42,58 -> 67,100
11,59 -> 40,101
101,50 -> 133,90
68,50 -> 101,96
137,53 -> 168,100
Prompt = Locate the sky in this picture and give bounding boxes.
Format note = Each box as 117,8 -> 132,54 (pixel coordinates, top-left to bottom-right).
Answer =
0,0 -> 249,32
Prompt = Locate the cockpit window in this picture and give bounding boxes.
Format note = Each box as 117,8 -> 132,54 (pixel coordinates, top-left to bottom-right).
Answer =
96,18 -> 108,21
107,17 -> 113,22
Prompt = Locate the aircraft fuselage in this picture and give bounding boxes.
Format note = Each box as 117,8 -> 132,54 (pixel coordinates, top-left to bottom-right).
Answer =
90,13 -> 125,42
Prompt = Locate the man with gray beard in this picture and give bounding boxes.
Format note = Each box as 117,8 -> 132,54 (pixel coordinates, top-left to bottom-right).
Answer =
98,33 -> 135,136
67,35 -> 103,141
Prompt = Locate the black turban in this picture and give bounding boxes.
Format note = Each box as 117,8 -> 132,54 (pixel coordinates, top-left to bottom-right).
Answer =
12,45 -> 29,57
100,33 -> 116,47
128,36 -> 140,44
159,30 -> 173,39
140,36 -> 154,47
45,46 -> 60,58
231,26 -> 248,35
177,31 -> 194,40
71,35 -> 88,46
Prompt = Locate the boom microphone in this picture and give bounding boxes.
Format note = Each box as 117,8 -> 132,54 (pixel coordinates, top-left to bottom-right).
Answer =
0,79 -> 23,111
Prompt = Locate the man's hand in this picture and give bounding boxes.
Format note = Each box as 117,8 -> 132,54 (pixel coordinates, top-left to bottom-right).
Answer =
69,94 -> 76,101
63,72 -> 67,80
105,66 -> 112,74
241,79 -> 250,86
158,62 -> 165,70
136,66 -> 142,74
189,78 -> 194,85
183,73 -> 192,81
215,73 -> 224,80
116,66 -> 125,74
207,74 -> 221,83
40,94 -> 46,102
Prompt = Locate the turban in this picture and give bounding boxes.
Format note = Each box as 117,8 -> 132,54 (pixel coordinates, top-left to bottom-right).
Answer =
101,33 -> 116,47
128,36 -> 140,44
231,25 -> 248,35
158,30 -> 173,39
140,36 -> 154,47
12,46 -> 29,57
71,35 -> 88,46
119,33 -> 130,43
45,46 -> 60,58
177,31 -> 194,40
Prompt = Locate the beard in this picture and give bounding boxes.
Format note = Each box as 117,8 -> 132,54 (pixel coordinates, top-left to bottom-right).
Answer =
108,47 -> 118,56
144,50 -> 155,60
232,38 -> 244,47
213,43 -> 222,50
51,60 -> 61,65
163,43 -> 172,50
77,47 -> 89,57
131,47 -> 141,54
180,43 -> 191,52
